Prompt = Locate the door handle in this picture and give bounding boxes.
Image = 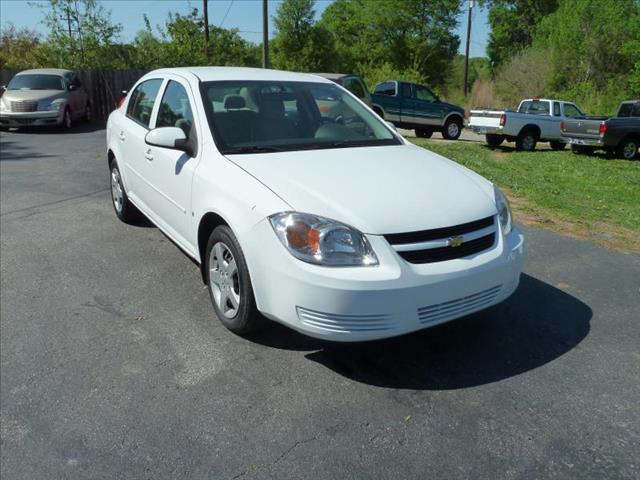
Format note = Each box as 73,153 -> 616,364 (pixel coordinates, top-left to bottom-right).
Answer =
118,131 -> 126,142
144,149 -> 153,161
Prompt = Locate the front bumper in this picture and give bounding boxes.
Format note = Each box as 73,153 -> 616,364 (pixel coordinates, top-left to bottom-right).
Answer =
243,220 -> 524,342
0,111 -> 63,127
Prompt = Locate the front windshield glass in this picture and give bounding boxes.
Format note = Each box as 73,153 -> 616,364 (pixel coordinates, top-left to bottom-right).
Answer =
8,74 -> 65,91
200,81 -> 400,154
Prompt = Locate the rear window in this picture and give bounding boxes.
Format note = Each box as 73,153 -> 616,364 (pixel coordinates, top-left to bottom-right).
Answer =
519,100 -> 550,115
7,74 -> 64,91
618,102 -> 640,117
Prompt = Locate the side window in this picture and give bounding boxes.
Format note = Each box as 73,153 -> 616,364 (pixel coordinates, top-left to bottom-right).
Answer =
415,86 -> 436,102
127,79 -> 163,128
563,103 -> 582,118
374,82 -> 396,96
156,80 -> 195,139
633,103 -> 640,117
518,101 -> 532,113
618,104 -> 632,117
553,102 -> 561,116
344,78 -> 366,99
401,83 -> 412,98
527,101 -> 550,115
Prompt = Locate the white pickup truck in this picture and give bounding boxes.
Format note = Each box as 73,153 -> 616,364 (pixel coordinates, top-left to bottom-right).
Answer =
469,99 -> 585,151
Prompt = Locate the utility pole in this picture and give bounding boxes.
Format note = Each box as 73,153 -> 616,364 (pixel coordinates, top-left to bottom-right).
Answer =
203,0 -> 210,62
262,0 -> 269,68
463,0 -> 473,97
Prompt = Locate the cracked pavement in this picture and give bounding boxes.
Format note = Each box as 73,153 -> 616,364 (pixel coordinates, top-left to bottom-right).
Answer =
1,126 -> 639,479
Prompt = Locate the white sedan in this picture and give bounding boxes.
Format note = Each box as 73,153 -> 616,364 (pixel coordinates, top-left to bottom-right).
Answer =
106,67 -> 524,342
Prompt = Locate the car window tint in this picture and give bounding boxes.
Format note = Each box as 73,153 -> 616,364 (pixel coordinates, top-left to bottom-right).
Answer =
156,80 -> 194,138
374,82 -> 395,96
633,103 -> 640,117
127,79 -> 163,128
527,101 -> 550,115
564,103 -> 582,118
415,86 -> 436,102
401,83 -> 412,98
553,102 -> 561,116
344,78 -> 366,99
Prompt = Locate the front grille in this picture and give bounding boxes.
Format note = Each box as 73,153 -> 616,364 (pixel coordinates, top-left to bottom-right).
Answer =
398,233 -> 495,264
384,216 -> 497,264
384,216 -> 494,244
10,101 -> 38,112
417,285 -> 502,325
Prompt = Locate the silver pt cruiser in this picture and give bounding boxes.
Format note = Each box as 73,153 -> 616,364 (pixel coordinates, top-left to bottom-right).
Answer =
0,68 -> 91,130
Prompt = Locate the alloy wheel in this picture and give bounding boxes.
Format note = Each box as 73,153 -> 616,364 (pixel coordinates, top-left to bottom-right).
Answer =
622,141 -> 637,160
111,168 -> 124,214
208,242 -> 241,318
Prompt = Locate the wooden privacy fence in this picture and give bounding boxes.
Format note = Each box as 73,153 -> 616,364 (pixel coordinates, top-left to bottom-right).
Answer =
0,69 -> 148,121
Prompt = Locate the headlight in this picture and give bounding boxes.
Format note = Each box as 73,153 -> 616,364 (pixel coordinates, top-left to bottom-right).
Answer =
269,212 -> 379,266
0,99 -> 8,112
38,100 -> 64,111
494,185 -> 512,235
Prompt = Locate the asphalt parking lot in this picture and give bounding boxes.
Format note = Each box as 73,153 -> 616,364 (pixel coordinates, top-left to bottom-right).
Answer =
1,125 -> 639,480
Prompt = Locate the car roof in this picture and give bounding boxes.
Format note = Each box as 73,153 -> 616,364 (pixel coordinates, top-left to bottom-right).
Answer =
151,67 -> 333,84
313,73 -> 356,80
16,68 -> 73,76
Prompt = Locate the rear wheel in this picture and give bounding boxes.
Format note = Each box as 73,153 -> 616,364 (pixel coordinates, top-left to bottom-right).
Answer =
442,117 -> 462,140
205,225 -> 261,334
617,138 -> 639,160
550,141 -> 566,151
372,107 -> 384,119
84,103 -> 92,122
485,134 -> 504,147
415,128 -> 433,138
110,160 -> 142,223
516,129 -> 538,151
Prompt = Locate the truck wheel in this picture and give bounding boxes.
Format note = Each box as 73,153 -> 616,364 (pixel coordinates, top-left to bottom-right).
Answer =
442,117 -> 462,140
617,138 -> 639,160
415,128 -> 433,138
516,129 -> 537,151
372,107 -> 384,119
550,141 -> 566,151
485,134 -> 504,147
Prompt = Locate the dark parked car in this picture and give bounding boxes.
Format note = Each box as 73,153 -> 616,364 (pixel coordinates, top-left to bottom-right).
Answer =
561,100 -> 640,160
370,80 -> 465,140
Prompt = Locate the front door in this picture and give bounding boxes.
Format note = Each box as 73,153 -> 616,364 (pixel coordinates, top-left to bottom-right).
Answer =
408,84 -> 443,127
143,77 -> 200,253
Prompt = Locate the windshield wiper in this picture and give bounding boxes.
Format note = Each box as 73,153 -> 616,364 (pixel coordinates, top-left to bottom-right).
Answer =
223,145 -> 284,154
313,140 -> 368,150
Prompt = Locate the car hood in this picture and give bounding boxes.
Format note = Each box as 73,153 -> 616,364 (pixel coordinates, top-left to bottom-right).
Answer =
227,144 -> 497,234
1,90 -> 66,103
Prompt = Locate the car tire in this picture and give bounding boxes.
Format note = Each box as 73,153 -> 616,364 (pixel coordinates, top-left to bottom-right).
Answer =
110,160 -> 142,224
205,225 -> 261,335
616,138 -> 639,160
84,103 -> 92,122
485,134 -> 504,147
550,141 -> 566,151
415,128 -> 433,138
442,117 -> 462,140
515,129 -> 537,151
61,107 -> 72,131
372,107 -> 384,119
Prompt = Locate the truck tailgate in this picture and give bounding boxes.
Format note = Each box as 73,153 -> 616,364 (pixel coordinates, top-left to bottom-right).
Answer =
561,117 -> 607,139
469,110 -> 503,128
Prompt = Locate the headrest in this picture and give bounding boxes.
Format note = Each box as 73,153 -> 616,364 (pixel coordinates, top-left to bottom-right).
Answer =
261,97 -> 285,118
223,94 -> 245,110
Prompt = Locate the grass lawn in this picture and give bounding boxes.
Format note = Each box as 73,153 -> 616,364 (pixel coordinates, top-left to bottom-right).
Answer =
411,138 -> 640,253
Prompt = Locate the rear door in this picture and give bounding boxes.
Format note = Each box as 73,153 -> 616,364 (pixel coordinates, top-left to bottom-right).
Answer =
372,82 -> 400,122
120,77 -> 164,211
143,76 -> 200,252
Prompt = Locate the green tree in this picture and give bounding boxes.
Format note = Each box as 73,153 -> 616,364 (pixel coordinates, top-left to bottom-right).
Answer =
320,0 -> 461,87
271,0 -> 335,71
486,0 -> 558,68
0,24 -> 48,70
38,0 -> 125,68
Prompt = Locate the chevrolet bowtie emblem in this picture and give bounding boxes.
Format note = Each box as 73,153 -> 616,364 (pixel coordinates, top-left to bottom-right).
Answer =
448,235 -> 464,247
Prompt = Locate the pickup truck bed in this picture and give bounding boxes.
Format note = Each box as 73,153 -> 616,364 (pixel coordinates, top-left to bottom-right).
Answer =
560,100 -> 640,160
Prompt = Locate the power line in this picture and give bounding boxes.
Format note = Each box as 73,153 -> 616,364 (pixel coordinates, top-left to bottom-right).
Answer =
219,0 -> 234,28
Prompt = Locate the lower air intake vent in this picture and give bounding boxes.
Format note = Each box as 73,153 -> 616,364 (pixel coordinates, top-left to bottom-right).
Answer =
417,285 -> 502,325
297,307 -> 394,333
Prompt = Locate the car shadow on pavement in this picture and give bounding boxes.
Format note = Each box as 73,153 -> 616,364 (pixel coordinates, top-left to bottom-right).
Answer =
0,138 -> 55,161
252,273 -> 592,390
2,121 -> 105,135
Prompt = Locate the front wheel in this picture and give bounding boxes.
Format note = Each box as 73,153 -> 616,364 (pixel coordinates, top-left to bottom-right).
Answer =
61,107 -> 72,131
205,226 -> 261,335
442,117 -> 462,140
550,141 -> 566,151
486,134 -> 504,147
415,128 -> 433,138
617,138 -> 639,160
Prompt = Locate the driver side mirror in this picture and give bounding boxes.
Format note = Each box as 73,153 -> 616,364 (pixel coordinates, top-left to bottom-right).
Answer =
145,127 -> 194,157
68,84 -> 77,91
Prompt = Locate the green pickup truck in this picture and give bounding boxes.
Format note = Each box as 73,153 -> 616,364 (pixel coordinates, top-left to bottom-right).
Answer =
370,80 -> 465,140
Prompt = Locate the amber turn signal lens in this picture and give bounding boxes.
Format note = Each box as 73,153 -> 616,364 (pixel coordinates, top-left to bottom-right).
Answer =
286,221 -> 320,252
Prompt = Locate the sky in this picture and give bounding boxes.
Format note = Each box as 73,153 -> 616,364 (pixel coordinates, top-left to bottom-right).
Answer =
0,0 -> 490,58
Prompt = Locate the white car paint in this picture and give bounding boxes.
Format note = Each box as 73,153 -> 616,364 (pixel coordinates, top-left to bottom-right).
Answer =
107,67 -> 524,341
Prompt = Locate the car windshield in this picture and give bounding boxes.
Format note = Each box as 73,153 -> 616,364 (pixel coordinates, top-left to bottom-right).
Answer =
7,74 -> 65,91
200,81 -> 400,154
